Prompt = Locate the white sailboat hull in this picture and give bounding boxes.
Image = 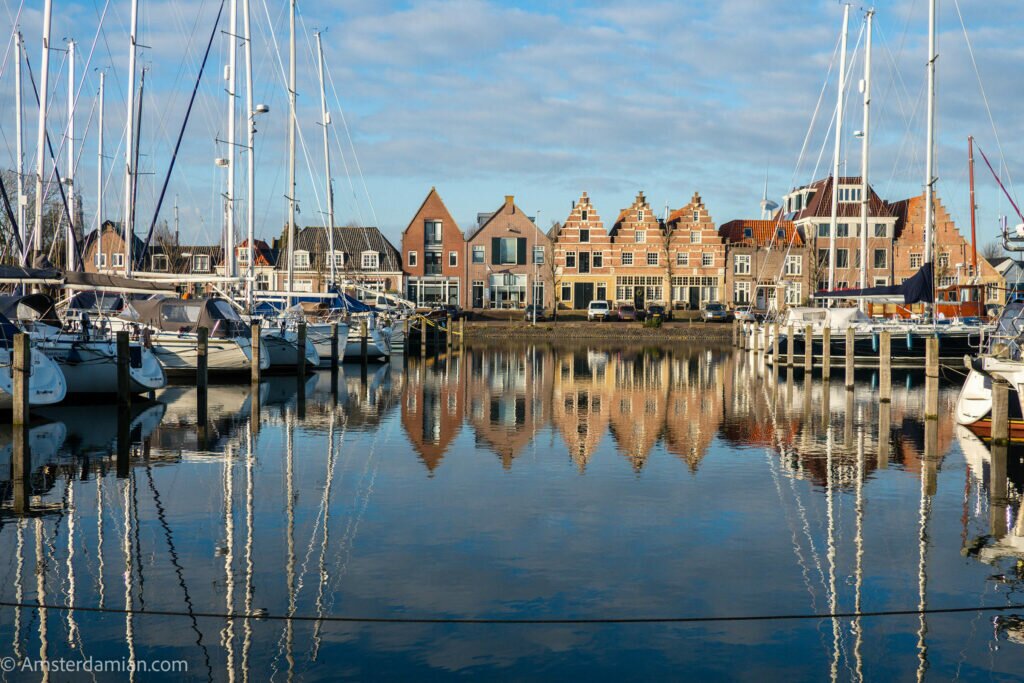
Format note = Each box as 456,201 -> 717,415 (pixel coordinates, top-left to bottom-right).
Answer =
148,331 -> 267,375
0,347 -> 67,408
34,337 -> 166,394
261,328 -> 320,368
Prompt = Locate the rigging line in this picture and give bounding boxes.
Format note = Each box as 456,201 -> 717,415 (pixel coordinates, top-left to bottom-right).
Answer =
952,0 -> 1017,207
137,0 -> 227,268
975,143 -> 1023,223
0,1 -> 26,163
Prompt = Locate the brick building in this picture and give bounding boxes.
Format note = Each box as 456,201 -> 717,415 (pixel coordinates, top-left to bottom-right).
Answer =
401,188 -> 466,308
718,219 -> 809,310
465,195 -> 553,309
665,192 -> 725,308
553,192 -> 614,310
608,191 -> 670,308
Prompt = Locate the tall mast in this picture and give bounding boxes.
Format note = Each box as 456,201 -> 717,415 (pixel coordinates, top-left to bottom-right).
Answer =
286,0 -> 297,307
858,10 -> 873,310
32,0 -> 53,264
14,31 -> 25,265
224,0 -> 237,280
243,0 -> 256,311
123,0 -> 139,276
827,4 -> 850,295
316,31 -> 336,286
923,0 -> 937,314
968,136 -> 978,279
66,39 -> 76,270
96,71 -> 104,234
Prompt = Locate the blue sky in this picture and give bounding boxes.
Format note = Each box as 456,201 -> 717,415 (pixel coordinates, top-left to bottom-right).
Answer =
2,0 -> 1022,249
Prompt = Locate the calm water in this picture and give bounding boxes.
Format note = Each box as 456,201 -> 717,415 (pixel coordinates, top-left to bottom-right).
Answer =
1,342 -> 1024,681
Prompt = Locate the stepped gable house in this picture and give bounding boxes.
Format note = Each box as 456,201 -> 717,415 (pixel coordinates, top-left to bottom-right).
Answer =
401,187 -> 466,308
465,195 -> 553,309
553,192 -> 614,310
608,191 -> 670,309
665,192 -> 725,308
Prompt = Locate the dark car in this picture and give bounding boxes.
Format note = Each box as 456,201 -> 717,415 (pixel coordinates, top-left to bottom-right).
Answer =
432,304 -> 471,321
700,302 -> 732,323
523,305 -> 548,322
616,304 -> 639,322
645,304 -> 672,321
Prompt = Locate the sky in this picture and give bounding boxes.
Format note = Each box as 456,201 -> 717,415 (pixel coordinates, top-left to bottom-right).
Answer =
1,0 -> 1022,251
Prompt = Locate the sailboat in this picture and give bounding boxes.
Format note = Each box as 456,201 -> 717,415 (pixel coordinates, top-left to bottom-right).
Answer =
0,310 -> 66,409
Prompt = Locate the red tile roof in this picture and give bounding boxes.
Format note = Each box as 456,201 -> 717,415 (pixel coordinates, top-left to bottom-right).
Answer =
718,219 -> 802,247
783,176 -> 893,221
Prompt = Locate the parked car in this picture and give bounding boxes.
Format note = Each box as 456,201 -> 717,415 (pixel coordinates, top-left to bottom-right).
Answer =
523,305 -> 548,322
645,304 -> 672,321
616,304 -> 640,322
733,306 -> 757,322
431,304 -> 471,320
587,300 -> 611,321
700,302 -> 732,323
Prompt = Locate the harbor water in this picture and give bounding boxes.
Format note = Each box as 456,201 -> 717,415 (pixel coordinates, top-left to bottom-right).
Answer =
1,342 -> 1023,680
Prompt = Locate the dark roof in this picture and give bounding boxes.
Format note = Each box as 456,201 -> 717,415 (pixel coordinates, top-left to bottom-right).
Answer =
468,197 -> 537,241
293,226 -> 401,271
785,176 -> 893,221
719,219 -> 802,247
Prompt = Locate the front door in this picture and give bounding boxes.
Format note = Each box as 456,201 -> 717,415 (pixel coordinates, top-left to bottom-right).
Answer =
688,287 -> 700,310
573,282 -> 594,310
633,287 -> 645,309
579,252 -> 590,274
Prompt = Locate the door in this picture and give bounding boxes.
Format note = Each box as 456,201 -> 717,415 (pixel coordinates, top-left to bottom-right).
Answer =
472,283 -> 483,308
579,252 -> 590,274
633,287 -> 645,309
688,287 -> 700,310
573,282 -> 594,310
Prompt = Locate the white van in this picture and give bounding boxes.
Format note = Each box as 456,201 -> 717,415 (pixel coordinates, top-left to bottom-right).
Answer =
587,300 -> 611,321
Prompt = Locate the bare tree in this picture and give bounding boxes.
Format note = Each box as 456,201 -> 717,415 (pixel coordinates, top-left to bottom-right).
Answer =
981,241 -> 1004,262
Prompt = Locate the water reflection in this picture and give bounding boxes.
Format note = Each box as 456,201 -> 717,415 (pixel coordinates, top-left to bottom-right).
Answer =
1,345 -> 1023,679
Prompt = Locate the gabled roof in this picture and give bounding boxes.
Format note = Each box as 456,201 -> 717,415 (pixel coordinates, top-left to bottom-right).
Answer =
467,195 -> 539,241
236,239 -> 277,266
719,219 -> 802,247
82,221 -> 146,255
786,176 -> 893,221
293,226 -> 401,272
403,187 -> 461,238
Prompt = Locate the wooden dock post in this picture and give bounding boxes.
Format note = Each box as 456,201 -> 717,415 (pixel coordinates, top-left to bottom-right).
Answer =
924,337 -> 939,420
879,331 -> 891,403
845,328 -> 855,390
197,326 -> 209,390
786,324 -> 794,368
296,322 -> 307,377
822,327 -> 831,380
11,423 -> 29,514
772,322 -> 780,366
12,332 -> 29,426
459,318 -> 466,350
116,403 -> 131,477
877,401 -> 890,469
992,379 -> 1010,445
419,317 -> 427,356
250,322 -> 262,385
330,322 -> 339,373
116,331 -> 131,412
360,320 -> 368,368
803,325 -> 813,372
990,440 -> 1009,536
446,314 -> 453,352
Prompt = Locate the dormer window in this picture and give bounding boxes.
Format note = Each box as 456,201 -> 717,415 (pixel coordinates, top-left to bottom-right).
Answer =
743,228 -> 753,239
113,253 -> 125,268
152,254 -> 168,271
193,254 -> 210,272
332,251 -> 346,268
837,186 -> 861,203
361,251 -> 379,270
293,250 -> 310,269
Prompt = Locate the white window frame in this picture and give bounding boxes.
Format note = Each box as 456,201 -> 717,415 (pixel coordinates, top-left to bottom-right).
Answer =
646,252 -> 658,266
293,250 -> 310,269
734,254 -> 751,275
472,245 -> 485,264
112,253 -> 124,268
151,254 -> 168,271
690,231 -> 701,244
635,230 -> 646,244
533,245 -> 545,264
361,251 -> 379,270
621,252 -> 634,266
408,251 -> 418,267
676,252 -> 688,266
333,251 -> 346,269
701,253 -> 713,267
95,252 -> 107,268
734,281 -> 751,304
566,251 -> 577,268
193,254 -> 211,272
449,251 -> 458,267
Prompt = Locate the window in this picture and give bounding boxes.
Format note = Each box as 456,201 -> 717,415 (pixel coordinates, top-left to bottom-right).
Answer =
113,253 -> 124,268
152,254 -> 168,271
596,283 -> 606,300
566,252 -> 577,268
621,253 -> 634,266
408,251 -> 418,267
579,229 -> 590,243
361,251 -> 379,270
693,211 -> 699,222
647,252 -> 658,266
561,284 -> 572,301
581,209 -> 588,221
635,230 -> 646,243
676,253 -> 688,266
690,231 -> 701,244
818,249 -> 829,266
734,254 -> 751,275
424,251 -> 442,275
237,249 -> 250,266
734,281 -> 751,304
818,223 -> 830,238
637,210 -> 645,221
293,250 -> 310,269
473,245 -> 485,264
256,273 -> 270,291
777,229 -> 786,240
333,251 -> 346,268
95,252 -> 107,268
873,249 -> 887,269
938,252 -> 949,268
702,253 -> 713,267
785,281 -> 802,305
838,187 -> 862,202
910,253 -> 922,268
424,220 -> 442,244
836,223 -> 849,238
193,254 -> 210,271
449,251 -> 458,267
874,223 -> 887,238
593,252 -> 603,268
874,277 -> 888,286
835,249 -> 849,268
784,254 -> 802,276
743,228 -> 753,239
533,246 -> 545,264
495,238 -> 518,265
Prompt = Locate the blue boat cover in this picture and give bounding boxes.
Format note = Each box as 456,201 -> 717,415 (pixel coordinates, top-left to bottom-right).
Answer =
814,262 -> 934,304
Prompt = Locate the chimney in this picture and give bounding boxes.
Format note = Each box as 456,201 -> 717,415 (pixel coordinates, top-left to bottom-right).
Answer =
505,195 -> 515,213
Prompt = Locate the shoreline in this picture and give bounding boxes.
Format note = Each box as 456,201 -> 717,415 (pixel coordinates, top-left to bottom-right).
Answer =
461,319 -> 733,342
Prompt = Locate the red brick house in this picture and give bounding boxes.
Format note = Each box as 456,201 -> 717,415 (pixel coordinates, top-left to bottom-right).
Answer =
401,187 -> 466,308
718,219 -> 808,310
608,191 -> 669,308
553,192 -> 614,309
665,192 -> 725,308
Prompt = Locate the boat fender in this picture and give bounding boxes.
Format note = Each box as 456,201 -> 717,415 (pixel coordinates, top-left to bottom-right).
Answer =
872,333 -> 879,353
906,331 -> 913,350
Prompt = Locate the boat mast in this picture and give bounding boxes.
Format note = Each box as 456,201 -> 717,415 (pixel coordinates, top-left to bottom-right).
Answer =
32,0 -> 53,265
124,0 -> 139,276
14,30 -> 25,265
243,0 -> 255,311
286,0 -> 297,308
96,71 -> 104,234
66,39 -> 77,270
316,31 -> 336,287
827,3 -> 850,297
968,136 -> 978,281
858,10 -> 873,311
224,0 -> 237,281
923,0 -> 937,318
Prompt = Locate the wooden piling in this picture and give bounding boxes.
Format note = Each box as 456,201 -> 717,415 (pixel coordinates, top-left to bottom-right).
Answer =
844,328 -> 855,390
822,327 -> 831,380
419,317 -> 427,356
116,331 -> 131,411
296,322 -> 307,377
772,322 -> 780,366
924,337 -> 939,420
990,441 -> 1009,537
11,424 -> 29,514
803,325 -> 813,372
786,324 -> 794,368
250,322 -> 262,384
446,314 -> 453,352
992,380 -> 1010,445
877,401 -> 890,469
879,331 -> 891,403
116,405 -> 131,478
732,320 -> 739,347
197,326 -> 209,390
330,322 -> 339,371
12,332 -> 29,426
360,320 -> 368,368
